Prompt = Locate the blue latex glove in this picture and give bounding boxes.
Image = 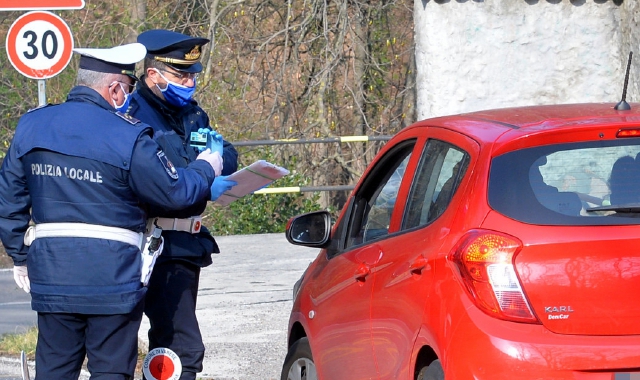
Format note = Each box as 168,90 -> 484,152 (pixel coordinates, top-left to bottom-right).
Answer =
197,127 -> 224,156
207,131 -> 224,156
210,175 -> 238,201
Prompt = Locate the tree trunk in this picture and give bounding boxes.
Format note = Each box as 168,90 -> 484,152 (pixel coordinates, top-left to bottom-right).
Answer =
202,0 -> 222,83
124,0 -> 146,44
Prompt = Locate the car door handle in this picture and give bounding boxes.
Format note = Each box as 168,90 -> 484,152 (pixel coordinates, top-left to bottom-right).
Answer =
354,263 -> 371,281
409,256 -> 428,274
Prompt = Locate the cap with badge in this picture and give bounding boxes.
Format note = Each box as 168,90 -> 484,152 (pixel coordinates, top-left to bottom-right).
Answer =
137,29 -> 210,74
74,43 -> 147,82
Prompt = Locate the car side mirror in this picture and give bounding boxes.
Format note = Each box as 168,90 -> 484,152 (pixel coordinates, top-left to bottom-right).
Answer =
285,210 -> 332,248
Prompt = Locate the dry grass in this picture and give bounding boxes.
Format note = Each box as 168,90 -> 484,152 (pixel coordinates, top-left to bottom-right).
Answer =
0,326 -> 37,358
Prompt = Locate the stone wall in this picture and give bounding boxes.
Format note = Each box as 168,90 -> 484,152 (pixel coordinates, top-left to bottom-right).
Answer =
414,0 -> 640,119
620,0 -> 640,104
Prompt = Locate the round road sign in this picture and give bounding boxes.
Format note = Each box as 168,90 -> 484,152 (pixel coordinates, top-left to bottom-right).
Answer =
5,11 -> 74,79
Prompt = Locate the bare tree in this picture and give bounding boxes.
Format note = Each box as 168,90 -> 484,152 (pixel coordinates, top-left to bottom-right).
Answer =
202,0 -> 415,208
0,0 -> 415,209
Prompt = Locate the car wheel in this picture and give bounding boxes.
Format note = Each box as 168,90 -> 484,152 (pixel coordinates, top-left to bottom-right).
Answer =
417,359 -> 444,380
281,337 -> 317,380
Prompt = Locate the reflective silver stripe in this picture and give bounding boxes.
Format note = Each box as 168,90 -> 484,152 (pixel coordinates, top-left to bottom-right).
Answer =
25,223 -> 143,248
154,216 -> 202,234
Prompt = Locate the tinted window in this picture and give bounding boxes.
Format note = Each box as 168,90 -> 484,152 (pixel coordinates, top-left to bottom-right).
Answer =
403,139 -> 469,230
489,139 -> 640,225
344,141 -> 415,249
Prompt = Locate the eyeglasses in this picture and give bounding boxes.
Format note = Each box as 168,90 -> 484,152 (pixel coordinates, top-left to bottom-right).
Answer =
159,68 -> 198,82
111,81 -> 135,94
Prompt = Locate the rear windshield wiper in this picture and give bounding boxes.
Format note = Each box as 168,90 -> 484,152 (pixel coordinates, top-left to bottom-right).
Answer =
586,204 -> 640,213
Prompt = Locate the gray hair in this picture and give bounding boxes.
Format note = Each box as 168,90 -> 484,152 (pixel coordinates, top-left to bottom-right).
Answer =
76,68 -> 122,89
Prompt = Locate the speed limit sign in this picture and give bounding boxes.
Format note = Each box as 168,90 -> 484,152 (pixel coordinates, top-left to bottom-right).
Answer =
6,11 -> 73,79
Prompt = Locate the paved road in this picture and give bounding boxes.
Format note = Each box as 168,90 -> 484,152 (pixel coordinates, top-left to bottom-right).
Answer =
0,268 -> 35,380
0,269 -> 36,338
0,233 -> 320,379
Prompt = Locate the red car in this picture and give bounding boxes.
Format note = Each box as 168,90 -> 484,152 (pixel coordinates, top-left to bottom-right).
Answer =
280,103 -> 640,380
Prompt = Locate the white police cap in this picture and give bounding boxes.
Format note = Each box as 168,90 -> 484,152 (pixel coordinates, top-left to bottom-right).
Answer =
74,43 -> 146,79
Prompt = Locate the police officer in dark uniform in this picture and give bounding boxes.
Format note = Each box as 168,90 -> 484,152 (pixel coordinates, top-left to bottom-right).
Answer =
0,43 -> 224,380
126,30 -> 239,380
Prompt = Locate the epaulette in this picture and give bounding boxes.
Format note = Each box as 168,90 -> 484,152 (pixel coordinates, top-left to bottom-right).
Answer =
26,103 -> 52,113
115,111 -> 140,125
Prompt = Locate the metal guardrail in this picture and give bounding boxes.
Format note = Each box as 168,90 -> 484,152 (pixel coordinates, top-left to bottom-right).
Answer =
254,185 -> 355,194
234,135 -> 393,147
240,135 -> 393,194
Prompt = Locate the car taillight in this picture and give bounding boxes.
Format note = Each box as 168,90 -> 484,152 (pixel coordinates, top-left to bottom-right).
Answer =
448,230 -> 539,323
616,128 -> 640,138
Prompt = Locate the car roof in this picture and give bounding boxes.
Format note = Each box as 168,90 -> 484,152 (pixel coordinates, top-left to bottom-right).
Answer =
410,103 -> 640,143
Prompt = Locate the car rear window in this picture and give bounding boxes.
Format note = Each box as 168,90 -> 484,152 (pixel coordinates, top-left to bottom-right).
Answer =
489,138 -> 640,225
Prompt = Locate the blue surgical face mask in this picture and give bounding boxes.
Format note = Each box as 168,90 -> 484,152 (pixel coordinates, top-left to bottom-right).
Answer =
112,83 -> 131,113
154,69 -> 196,108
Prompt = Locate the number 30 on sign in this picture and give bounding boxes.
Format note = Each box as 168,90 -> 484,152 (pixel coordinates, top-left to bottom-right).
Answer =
6,11 -> 74,79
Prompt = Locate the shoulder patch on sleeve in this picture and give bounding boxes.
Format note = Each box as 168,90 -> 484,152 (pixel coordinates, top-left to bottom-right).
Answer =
116,111 -> 140,124
157,151 -> 179,179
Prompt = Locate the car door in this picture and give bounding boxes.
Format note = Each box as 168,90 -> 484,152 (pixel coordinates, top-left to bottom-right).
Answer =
306,139 -> 418,380
369,129 -> 479,379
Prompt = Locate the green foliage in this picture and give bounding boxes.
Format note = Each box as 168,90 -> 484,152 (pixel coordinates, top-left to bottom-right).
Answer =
205,173 -> 321,236
203,147 -> 325,235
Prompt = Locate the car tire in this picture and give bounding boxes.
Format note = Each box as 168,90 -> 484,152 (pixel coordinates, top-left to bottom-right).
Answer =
417,359 -> 444,380
280,337 -> 317,380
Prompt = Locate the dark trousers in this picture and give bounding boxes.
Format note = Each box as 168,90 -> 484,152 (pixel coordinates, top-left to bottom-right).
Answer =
144,260 -> 204,380
35,302 -> 143,380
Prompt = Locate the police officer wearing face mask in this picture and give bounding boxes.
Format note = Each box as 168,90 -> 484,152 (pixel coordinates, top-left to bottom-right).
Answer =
126,30 -> 239,380
0,43 -> 224,380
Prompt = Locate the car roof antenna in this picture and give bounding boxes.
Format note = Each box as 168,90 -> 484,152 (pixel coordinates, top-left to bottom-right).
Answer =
614,51 -> 633,111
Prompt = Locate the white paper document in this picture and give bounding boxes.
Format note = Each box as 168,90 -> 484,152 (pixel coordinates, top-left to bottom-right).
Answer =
215,160 -> 290,206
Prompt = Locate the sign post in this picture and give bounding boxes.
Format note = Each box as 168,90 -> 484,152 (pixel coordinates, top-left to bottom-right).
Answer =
5,11 -> 74,105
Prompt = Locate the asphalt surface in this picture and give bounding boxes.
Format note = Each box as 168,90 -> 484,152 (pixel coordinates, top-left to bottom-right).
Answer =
0,233 -> 319,380
0,269 -> 36,338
